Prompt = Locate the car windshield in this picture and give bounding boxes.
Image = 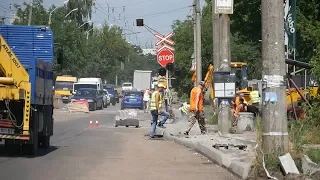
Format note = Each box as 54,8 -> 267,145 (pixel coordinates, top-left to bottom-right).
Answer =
74,84 -> 97,91
125,92 -> 141,97
55,81 -> 73,90
122,83 -> 132,87
75,89 -> 96,97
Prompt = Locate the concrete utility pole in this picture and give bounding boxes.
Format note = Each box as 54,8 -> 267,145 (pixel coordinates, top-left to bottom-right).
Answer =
212,0 -> 220,71
261,0 -> 288,155
28,0 -> 34,26
217,14 -> 232,134
193,0 -> 197,87
195,0 -> 202,84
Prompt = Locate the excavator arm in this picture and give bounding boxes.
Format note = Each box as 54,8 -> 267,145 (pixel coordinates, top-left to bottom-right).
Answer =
0,34 -> 31,136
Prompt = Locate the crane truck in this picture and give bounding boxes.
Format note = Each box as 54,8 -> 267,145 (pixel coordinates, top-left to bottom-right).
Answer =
0,25 -> 63,154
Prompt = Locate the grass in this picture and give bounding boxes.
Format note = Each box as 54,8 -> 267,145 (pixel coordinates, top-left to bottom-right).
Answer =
307,149 -> 320,164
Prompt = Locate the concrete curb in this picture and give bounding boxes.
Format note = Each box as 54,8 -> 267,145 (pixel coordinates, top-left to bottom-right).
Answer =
159,129 -> 252,180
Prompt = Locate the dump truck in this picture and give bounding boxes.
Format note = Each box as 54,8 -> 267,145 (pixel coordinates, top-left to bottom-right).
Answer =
54,75 -> 77,103
0,25 -> 63,154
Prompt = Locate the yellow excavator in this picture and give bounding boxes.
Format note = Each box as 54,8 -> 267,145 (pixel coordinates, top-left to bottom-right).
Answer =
192,62 -> 249,100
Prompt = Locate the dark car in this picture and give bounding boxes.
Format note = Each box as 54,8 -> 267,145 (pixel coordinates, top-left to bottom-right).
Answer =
121,90 -> 144,110
103,84 -> 116,106
71,88 -> 104,111
114,90 -> 120,103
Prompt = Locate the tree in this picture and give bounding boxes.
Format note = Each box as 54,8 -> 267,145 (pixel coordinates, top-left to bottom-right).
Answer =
13,0 -> 49,25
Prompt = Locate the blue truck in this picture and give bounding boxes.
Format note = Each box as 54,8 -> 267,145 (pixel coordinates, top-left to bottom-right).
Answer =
0,25 -> 63,154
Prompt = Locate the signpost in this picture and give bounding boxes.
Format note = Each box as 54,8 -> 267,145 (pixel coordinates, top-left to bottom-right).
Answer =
154,32 -> 175,67
214,0 -> 234,14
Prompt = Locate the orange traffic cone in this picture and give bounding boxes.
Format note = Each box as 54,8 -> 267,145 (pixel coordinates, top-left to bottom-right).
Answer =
89,121 -> 93,128
95,120 -> 99,127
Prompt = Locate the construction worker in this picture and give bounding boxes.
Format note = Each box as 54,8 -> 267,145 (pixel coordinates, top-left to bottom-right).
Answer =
249,89 -> 260,106
149,84 -> 168,138
184,81 -> 207,135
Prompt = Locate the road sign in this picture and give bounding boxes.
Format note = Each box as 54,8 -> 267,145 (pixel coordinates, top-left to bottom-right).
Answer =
154,32 -> 175,46
215,0 -> 234,14
157,49 -> 175,67
156,44 -> 175,53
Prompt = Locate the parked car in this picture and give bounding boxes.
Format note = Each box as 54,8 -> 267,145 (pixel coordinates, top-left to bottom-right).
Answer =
121,90 -> 144,110
71,88 -> 104,111
114,90 -> 120,103
102,89 -> 111,108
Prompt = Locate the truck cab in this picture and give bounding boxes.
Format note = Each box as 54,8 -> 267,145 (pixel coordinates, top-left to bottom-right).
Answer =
73,78 -> 102,94
54,75 -> 77,103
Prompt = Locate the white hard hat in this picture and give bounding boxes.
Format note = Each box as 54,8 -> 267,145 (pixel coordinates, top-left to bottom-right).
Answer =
157,84 -> 165,88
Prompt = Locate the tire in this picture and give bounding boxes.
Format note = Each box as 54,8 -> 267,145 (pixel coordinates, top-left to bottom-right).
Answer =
104,101 -> 108,108
99,101 -> 103,110
140,106 -> 144,110
43,136 -> 50,148
112,100 -> 116,106
121,106 -> 124,110
92,103 -> 97,111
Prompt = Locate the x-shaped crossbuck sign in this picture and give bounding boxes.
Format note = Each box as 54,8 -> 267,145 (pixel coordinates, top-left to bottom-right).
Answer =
154,32 -> 175,46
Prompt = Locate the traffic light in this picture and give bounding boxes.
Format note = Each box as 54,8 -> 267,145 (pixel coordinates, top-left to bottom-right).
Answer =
158,67 -> 166,76
136,19 -> 144,26
166,63 -> 174,72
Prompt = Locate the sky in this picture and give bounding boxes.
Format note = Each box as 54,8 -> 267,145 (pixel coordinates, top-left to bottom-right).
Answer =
0,0 -> 206,48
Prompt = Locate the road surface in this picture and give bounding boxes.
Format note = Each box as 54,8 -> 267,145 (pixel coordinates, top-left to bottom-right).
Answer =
0,103 -> 238,180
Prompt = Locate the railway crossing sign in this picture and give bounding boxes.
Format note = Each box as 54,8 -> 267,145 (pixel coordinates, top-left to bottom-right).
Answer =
154,32 -> 175,46
157,49 -> 175,67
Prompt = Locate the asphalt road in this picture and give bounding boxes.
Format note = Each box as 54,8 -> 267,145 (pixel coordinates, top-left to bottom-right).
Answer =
0,103 -> 238,180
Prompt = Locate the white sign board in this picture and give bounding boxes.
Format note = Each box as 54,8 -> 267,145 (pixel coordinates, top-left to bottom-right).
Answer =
214,82 -> 236,98
215,0 -> 234,14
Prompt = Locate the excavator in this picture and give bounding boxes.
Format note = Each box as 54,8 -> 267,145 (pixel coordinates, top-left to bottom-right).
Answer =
192,62 -> 249,99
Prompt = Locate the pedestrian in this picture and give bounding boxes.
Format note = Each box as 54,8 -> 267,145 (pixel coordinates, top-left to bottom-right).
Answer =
249,89 -> 260,106
143,88 -> 151,113
184,81 -> 207,135
149,84 -> 169,138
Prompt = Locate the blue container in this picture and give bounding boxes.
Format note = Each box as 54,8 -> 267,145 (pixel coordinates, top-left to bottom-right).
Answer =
0,25 -> 54,105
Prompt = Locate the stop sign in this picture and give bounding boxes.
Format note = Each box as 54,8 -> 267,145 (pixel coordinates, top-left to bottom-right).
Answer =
157,49 -> 174,67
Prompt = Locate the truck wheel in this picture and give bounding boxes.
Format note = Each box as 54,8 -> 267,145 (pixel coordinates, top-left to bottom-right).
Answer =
23,142 -> 38,155
112,101 -> 116,106
43,136 -> 50,148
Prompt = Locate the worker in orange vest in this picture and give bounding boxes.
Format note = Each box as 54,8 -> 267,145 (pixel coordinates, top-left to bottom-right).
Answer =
184,81 -> 207,135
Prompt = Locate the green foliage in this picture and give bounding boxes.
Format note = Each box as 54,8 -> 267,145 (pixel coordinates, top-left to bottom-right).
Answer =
307,149 -> 320,164
10,0 -> 158,85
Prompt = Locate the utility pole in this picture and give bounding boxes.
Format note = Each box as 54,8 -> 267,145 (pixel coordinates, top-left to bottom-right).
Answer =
212,0 -> 220,71
261,0 -> 288,155
195,0 -> 202,84
193,0 -> 197,87
27,0 -> 34,26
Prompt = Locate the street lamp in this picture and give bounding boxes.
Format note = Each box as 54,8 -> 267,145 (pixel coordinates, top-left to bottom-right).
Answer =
48,0 -> 69,26
64,8 -> 78,18
86,24 -> 101,40
79,20 -> 91,28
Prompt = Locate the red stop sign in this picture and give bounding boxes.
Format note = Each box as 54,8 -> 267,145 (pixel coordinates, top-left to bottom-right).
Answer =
157,49 -> 175,67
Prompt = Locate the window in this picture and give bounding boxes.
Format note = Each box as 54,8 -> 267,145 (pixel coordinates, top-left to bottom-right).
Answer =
125,92 -> 141,97
55,81 -> 73,90
75,89 -> 96,96
122,83 -> 132,87
74,84 -> 97,91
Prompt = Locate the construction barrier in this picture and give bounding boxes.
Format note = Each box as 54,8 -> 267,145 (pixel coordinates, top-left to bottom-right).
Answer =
67,100 -> 89,113
53,95 -> 64,109
115,109 -> 139,127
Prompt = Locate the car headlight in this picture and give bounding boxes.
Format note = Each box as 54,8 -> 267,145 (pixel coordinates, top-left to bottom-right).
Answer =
87,99 -> 94,102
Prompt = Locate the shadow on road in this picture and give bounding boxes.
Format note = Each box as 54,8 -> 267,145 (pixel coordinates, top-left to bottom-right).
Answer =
0,145 -> 60,158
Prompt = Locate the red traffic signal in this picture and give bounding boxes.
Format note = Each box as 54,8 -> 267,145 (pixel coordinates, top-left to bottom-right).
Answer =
136,19 -> 144,26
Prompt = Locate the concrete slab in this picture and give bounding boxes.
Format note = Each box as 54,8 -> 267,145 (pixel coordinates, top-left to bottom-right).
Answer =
115,119 -> 139,127
279,153 -> 300,175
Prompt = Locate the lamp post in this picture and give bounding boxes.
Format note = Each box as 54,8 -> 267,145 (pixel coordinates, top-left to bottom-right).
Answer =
64,8 -> 78,18
79,20 -> 91,29
86,24 -> 101,40
48,0 -> 69,26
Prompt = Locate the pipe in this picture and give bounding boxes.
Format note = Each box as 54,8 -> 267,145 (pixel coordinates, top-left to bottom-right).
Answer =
0,77 -> 14,85
289,78 -> 312,108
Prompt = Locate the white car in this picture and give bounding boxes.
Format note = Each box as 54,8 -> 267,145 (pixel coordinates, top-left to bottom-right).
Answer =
102,89 -> 111,108
121,82 -> 133,95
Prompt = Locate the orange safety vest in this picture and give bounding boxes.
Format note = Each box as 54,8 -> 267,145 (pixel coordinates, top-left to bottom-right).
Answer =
189,87 -> 204,111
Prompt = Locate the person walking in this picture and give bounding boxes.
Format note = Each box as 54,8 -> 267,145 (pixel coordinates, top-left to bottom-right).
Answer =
184,81 -> 207,135
143,88 -> 151,113
149,84 -> 169,138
